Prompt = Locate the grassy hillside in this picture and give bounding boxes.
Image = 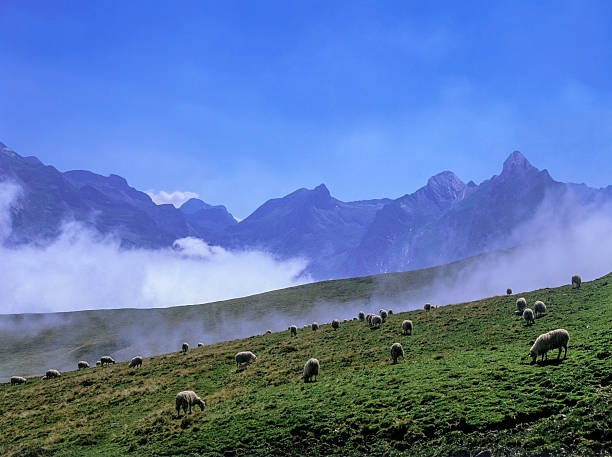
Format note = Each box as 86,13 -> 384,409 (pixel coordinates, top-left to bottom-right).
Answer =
1,274 -> 610,457
0,253 -> 488,380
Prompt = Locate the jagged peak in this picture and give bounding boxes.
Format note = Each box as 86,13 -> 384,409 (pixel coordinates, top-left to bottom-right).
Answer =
180,198 -> 212,214
426,171 -> 465,190
502,151 -> 536,174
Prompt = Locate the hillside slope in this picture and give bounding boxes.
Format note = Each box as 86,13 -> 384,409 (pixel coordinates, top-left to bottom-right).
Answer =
1,275 -> 610,457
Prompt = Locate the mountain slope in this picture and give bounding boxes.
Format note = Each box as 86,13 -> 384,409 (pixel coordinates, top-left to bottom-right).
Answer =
1,273 -> 609,457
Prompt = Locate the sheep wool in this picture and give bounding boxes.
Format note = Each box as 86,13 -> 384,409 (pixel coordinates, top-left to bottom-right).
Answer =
523,308 -> 535,325
530,329 -> 570,363
402,319 -> 413,335
516,298 -> 527,314
572,275 -> 582,289
235,351 -> 257,367
534,301 -> 547,318
175,390 -> 205,417
10,376 -> 27,385
303,358 -> 320,383
129,356 -> 143,368
390,343 -> 404,364
77,361 -> 89,370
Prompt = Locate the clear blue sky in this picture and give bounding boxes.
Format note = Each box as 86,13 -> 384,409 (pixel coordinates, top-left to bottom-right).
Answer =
1,1 -> 611,217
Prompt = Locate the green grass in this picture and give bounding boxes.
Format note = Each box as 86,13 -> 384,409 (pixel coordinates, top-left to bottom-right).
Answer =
0,273 -> 610,456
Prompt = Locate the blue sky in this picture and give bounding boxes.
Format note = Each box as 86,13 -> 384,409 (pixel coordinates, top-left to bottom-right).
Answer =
1,1 -> 611,217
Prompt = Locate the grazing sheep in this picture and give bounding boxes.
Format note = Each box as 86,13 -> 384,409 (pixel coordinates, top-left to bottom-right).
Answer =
388,309 -> 393,315
369,315 -> 382,329
380,310 -> 388,322
572,274 -> 582,289
182,342 -> 189,353
366,313 -> 374,324
390,342 -> 404,364
129,356 -> 143,368
311,322 -> 319,331
402,319 -> 413,335
424,303 -> 432,312
43,369 -> 61,379
507,288 -> 513,295
289,325 -> 297,336
523,308 -> 535,325
100,356 -> 116,366
175,390 -> 205,417
197,342 -> 204,347
516,297 -> 527,314
266,330 -> 272,334
530,329 -> 570,363
10,376 -> 27,385
235,351 -> 257,367
77,361 -> 89,370
331,319 -> 340,330
303,358 -> 320,383
96,360 -> 101,367
534,301 -> 547,318
358,311 -> 365,321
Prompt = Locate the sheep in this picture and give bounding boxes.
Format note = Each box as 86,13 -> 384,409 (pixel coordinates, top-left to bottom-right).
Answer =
331,319 -> 340,330
129,356 -> 143,368
197,342 -> 204,347
507,288 -> 513,295
266,330 -> 272,334
366,313 -> 374,324
303,358 -> 320,383
43,369 -> 61,379
402,319 -> 413,335
388,309 -> 393,315
530,329 -> 570,363
289,325 -> 297,336
77,361 -> 89,370
100,356 -> 116,366
311,322 -> 319,331
175,390 -> 205,417
96,360 -> 101,367
572,274 -> 582,289
182,342 -> 189,353
516,297 -> 527,315
358,311 -> 365,321
369,314 -> 382,329
380,309 -> 388,322
424,303 -> 432,312
390,342 -> 404,364
534,301 -> 547,318
523,308 -> 535,325
10,376 -> 27,385
235,351 -> 257,368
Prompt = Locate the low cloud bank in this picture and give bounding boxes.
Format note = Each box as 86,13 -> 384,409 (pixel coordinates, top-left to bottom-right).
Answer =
145,189 -> 200,207
0,181 -> 309,314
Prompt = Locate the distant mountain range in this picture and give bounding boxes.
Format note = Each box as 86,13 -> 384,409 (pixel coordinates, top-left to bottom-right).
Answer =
2,140 -> 611,279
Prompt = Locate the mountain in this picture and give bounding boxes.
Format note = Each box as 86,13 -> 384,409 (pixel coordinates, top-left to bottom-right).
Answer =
0,142 -> 236,247
2,140 -> 611,280
223,184 -> 391,277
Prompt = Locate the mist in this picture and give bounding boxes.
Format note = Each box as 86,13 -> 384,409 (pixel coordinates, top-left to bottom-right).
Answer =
0,181 -> 310,314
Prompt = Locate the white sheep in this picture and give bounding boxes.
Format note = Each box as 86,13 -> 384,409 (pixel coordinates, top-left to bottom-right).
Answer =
303,358 -> 320,383
331,319 -> 340,330
516,297 -> 527,315
530,329 -> 570,363
77,361 -> 90,370
388,309 -> 393,315
182,342 -> 189,353
534,301 -> 547,318
10,376 -> 27,385
289,325 -> 297,336
96,360 -> 101,367
129,356 -> 143,368
366,313 -> 374,324
197,342 -> 204,347
235,351 -> 257,368
523,308 -> 535,325
358,311 -> 365,321
266,330 -> 272,334
175,390 -> 205,417
380,309 -> 388,322
311,322 -> 319,331
369,315 -> 382,328
100,356 -> 116,366
390,342 -> 404,364
402,319 -> 413,335
424,303 -> 432,312
43,369 -> 61,379
572,274 -> 582,289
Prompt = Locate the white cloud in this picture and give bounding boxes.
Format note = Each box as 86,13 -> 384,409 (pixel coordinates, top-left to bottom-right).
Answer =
145,189 -> 200,207
0,182 -> 310,313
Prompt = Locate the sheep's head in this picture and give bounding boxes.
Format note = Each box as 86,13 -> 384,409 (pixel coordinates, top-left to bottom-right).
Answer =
196,398 -> 206,411
529,350 -> 537,364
